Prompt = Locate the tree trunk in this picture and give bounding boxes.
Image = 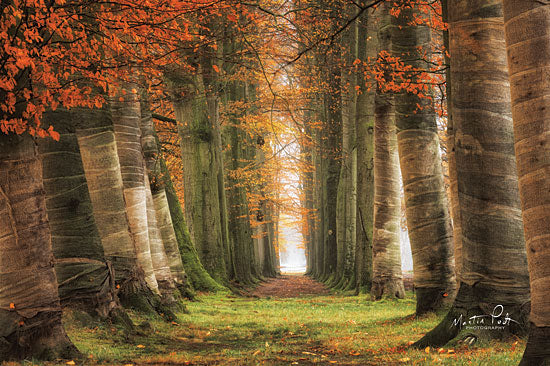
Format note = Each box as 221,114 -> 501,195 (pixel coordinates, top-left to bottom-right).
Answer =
39,107 -> 118,318
110,85 -> 159,294
355,1 -> 377,294
170,72 -> 228,284
140,97 -> 191,297
322,51 -> 343,283
371,2 -> 405,300
442,0 -> 463,281
502,1 -> 550,364
392,3 -> 456,314
335,5 -> 358,290
413,0 -> 529,348
144,172 -> 176,301
159,154 -> 223,292
77,108 -> 159,313
223,81 -> 257,285
0,132 -> 78,360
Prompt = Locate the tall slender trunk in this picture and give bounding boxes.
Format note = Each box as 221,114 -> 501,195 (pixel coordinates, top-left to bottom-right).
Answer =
392,3 -> 456,314
223,81 -> 256,285
371,2 -> 405,300
336,5 -> 358,290
39,106 -> 118,318
355,1 -> 377,294
502,1 -> 550,364
442,0 -> 463,281
323,50 -> 343,282
169,71 -> 228,284
0,132 -> 79,361
413,0 -> 529,348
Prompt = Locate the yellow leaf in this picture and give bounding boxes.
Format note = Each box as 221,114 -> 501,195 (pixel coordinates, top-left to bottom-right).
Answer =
425,346 -> 430,354
66,361 -> 76,365
329,361 -> 338,364
136,344 -> 146,349
252,350 -> 261,356
399,358 -> 411,362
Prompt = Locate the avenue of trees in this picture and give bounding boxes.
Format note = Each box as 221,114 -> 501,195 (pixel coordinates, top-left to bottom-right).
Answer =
1,0 -> 550,365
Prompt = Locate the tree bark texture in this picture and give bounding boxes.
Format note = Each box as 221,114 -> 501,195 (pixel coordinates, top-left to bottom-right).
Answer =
502,1 -> 550,364
110,85 -> 158,294
0,133 -> 78,360
171,73 -> 228,284
413,0 -> 530,348
392,3 -> 456,314
354,2 -> 376,294
371,3 -> 405,300
39,107 -> 118,317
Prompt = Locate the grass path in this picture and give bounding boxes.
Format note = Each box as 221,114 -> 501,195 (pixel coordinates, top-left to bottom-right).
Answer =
8,275 -> 525,365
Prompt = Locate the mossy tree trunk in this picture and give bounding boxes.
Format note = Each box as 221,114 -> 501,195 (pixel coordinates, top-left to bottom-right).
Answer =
222,80 -> 257,285
170,71 -> 229,285
392,3 -> 456,315
413,0 -> 529,348
502,1 -> 550,364
158,152 -> 224,293
371,2 -> 405,300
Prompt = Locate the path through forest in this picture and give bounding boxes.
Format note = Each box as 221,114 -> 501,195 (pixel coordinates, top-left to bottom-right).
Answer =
252,275 -> 330,298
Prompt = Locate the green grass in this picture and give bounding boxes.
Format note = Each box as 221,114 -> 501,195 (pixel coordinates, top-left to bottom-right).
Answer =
3,293 -> 524,365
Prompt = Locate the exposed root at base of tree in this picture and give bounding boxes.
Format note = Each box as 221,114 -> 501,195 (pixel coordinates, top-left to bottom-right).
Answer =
412,283 -> 530,349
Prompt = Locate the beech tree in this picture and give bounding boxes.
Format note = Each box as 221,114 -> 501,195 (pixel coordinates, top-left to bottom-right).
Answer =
371,2 -> 405,300
502,1 -> 550,364
38,105 -> 119,318
392,2 -> 455,314
413,0 -> 529,348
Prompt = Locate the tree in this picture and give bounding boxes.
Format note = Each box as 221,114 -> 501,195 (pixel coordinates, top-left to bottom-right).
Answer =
502,1 -> 550,364
371,2 -> 405,300
354,0 -> 377,294
140,96 -> 191,298
335,3 -> 358,291
392,2 -> 456,314
170,69 -> 229,285
413,0 -> 529,347
38,105 -> 119,318
110,84 -> 160,295
0,130 -> 77,359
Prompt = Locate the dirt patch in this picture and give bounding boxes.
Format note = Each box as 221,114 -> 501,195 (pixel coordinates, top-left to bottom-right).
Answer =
252,275 -> 330,298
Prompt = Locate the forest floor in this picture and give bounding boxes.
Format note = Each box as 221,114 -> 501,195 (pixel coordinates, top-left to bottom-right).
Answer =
6,275 -> 525,366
